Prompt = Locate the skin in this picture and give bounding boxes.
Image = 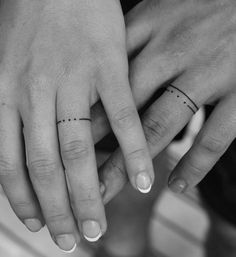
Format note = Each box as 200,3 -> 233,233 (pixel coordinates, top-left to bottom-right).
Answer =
2,0 -> 236,251
91,0 -> 236,203
0,0 -> 154,252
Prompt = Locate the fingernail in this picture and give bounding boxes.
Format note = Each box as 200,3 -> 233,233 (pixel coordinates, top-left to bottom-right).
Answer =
82,220 -> 102,242
55,234 -> 77,253
24,219 -> 42,232
169,177 -> 187,193
136,172 -> 152,193
100,182 -> 106,196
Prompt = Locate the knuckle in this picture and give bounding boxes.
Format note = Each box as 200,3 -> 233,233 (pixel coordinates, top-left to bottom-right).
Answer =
0,157 -> 18,179
29,157 -> 57,184
89,33 -> 111,49
0,76 -> 16,108
143,114 -> 169,146
101,159 -> 127,198
71,187 -> 102,214
77,193 -> 101,205
112,107 -> 137,130
126,148 -> 146,162
187,160 -> 206,179
23,74 -> 51,109
109,159 -> 127,179
13,201 -> 35,218
88,31 -> 122,56
47,212 -> 70,226
61,140 -> 89,161
13,200 -> 33,210
0,71 -> 15,89
198,136 -> 228,154
98,47 -> 125,67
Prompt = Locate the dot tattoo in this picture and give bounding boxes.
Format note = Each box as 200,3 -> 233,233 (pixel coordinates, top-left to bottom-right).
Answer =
166,85 -> 199,114
57,118 -> 92,125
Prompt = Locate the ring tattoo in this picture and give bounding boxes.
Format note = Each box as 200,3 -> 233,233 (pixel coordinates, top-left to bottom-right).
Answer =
57,118 -> 92,125
166,85 -> 199,114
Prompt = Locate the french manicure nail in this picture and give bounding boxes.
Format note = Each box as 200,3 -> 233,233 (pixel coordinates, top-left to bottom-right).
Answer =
55,234 -> 77,253
136,172 -> 152,193
24,219 -> 42,232
82,220 -> 102,242
169,177 -> 187,193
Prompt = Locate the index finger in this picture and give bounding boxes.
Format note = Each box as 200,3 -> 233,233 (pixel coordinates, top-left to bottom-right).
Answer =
97,49 -> 154,194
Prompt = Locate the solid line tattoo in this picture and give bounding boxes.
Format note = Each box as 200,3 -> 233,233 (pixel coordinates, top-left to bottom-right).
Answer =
166,87 -> 198,114
169,85 -> 199,111
79,118 -> 92,121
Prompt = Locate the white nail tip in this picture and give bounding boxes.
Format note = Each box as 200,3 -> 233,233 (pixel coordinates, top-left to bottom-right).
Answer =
84,231 -> 102,242
61,243 -> 77,253
137,184 -> 152,194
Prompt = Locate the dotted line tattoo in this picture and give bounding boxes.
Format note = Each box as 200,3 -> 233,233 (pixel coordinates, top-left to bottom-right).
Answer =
57,118 -> 92,125
166,85 -> 199,114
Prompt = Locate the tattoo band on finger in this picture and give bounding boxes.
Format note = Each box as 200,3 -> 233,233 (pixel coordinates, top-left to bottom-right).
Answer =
166,85 -> 199,114
57,118 -> 92,125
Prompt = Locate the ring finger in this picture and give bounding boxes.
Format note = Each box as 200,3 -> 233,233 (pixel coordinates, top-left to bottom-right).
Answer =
57,74 -> 106,243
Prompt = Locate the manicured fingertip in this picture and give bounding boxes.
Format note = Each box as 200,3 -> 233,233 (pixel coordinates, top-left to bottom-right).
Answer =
24,218 -> 42,232
168,177 -> 188,193
61,243 -> 77,254
55,234 -> 77,253
82,220 -> 102,242
136,172 -> 152,193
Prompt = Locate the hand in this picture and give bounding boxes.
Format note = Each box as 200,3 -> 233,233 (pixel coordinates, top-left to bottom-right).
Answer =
0,0 -> 154,251
93,0 -> 236,202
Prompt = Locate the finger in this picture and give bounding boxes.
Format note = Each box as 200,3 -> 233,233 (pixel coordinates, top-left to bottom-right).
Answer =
100,65 -> 221,203
91,38 -> 188,145
126,0 -> 153,56
168,94 -> 236,193
129,41 -> 189,109
91,102 -> 110,143
0,104 -> 44,231
99,111 -> 204,204
98,50 -> 154,194
57,75 -> 106,243
21,86 -> 79,253
99,149 -> 128,204
100,82 -> 200,201
90,44 -> 183,145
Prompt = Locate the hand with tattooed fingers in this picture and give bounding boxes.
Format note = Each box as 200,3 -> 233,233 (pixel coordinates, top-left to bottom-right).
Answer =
91,0 -> 236,203
0,0 -> 154,252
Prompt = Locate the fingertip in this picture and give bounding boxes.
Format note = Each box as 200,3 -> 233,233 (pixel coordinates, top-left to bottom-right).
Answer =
82,220 -> 103,243
168,177 -> 188,194
55,234 -> 77,253
61,242 -> 77,254
135,171 -> 153,194
24,218 -> 42,232
99,182 -> 106,196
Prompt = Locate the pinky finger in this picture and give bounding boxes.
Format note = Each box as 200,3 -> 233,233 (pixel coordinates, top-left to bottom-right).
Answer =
168,95 -> 236,193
